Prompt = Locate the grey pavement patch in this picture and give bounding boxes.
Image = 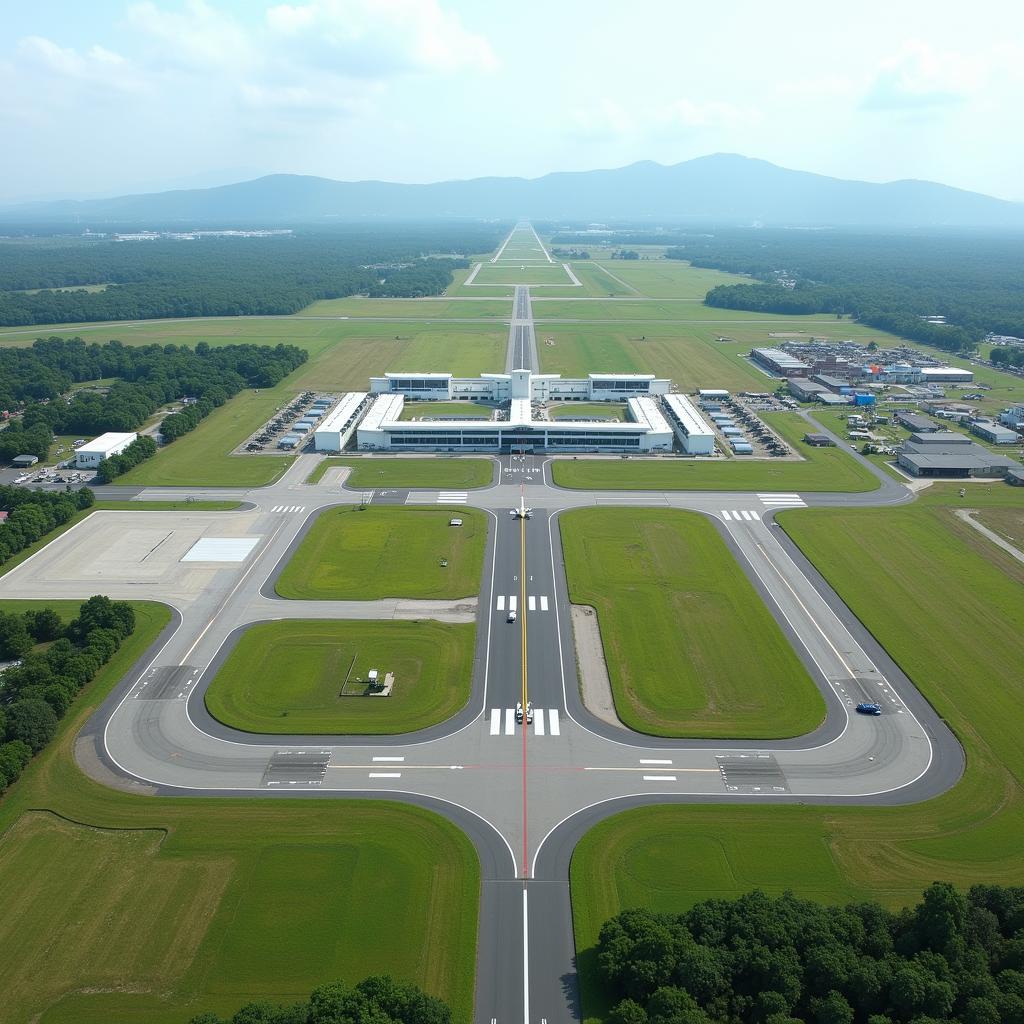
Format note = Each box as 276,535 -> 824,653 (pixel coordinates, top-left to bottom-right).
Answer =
262,750 -> 332,786
570,605 -> 625,730
954,509 -> 1024,565
370,489 -> 410,504
134,665 -> 202,700
716,753 -> 789,793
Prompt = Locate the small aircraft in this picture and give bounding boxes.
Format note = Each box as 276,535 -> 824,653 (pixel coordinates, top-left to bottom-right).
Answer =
510,497 -> 533,520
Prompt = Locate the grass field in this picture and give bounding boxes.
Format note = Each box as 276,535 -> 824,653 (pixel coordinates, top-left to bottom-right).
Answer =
204,619 -> 476,734
276,506 -> 486,600
973,506 -> 1024,545
308,456 -> 493,488
549,402 -> 626,421
560,508 -> 824,737
300,297 -> 511,318
570,483 -> 1024,1022
553,413 -> 879,492
471,264 -> 574,287
587,260 -> 751,298
400,401 -> 494,420
0,600 -> 479,1024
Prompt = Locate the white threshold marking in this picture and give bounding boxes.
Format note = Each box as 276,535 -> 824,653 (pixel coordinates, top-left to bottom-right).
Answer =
639,758 -> 673,765
372,756 -> 405,762
721,510 -> 732,520
750,510 -> 761,520
509,596 -> 518,612
528,595 -> 536,611
740,510 -> 753,521
548,709 -> 560,735
535,711 -> 545,736
540,595 -> 549,611
505,708 -> 515,735
369,772 -> 402,779
496,595 -> 505,611
643,775 -> 678,782
490,708 -> 501,735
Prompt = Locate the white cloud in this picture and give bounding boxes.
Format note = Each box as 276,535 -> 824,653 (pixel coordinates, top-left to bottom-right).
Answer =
861,40 -> 986,111
265,0 -> 499,76
126,0 -> 254,71
569,96 -> 753,143
16,35 -> 142,93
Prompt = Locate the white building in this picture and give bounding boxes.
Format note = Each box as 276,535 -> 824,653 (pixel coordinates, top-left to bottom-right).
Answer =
919,366 -> 974,384
313,392 -> 369,451
353,370 -> 673,453
368,370 -> 670,403
75,432 -> 137,468
662,394 -> 716,454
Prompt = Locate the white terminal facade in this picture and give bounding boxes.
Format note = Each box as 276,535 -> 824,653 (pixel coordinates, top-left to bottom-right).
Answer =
313,371 -> 717,454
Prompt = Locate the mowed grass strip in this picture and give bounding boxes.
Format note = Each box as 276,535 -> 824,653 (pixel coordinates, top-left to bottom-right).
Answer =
552,413 -> 879,493
560,508 -> 824,737
204,619 -> 475,734
0,600 -> 478,1024
570,486 -> 1024,1023
308,456 -> 494,488
277,506 -> 485,600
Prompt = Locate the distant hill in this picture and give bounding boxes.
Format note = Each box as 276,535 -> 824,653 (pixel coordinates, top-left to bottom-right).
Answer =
4,154 -> 1023,228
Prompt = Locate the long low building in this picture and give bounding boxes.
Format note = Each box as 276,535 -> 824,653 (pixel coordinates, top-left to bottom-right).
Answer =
751,348 -> 811,377
313,392 -> 369,451
662,394 -> 716,454
355,370 -> 673,453
75,432 -> 137,468
896,432 -> 1020,478
368,371 -> 669,402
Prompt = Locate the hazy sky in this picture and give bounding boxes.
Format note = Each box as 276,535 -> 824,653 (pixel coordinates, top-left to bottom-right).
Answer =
3,0 -> 1023,203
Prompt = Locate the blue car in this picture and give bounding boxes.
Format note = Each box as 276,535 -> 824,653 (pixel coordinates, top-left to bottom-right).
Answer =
856,702 -> 882,716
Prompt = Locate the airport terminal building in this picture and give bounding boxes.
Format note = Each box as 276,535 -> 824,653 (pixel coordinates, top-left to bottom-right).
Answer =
310,370 -> 719,454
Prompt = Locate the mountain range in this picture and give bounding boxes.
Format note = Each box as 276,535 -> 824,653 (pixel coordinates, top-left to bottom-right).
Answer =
4,154 -> 1023,228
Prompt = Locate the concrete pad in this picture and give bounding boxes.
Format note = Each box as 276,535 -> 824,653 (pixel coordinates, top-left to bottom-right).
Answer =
181,537 -> 259,562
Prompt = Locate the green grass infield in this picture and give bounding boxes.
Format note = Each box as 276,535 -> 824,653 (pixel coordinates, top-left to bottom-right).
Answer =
560,508 -> 824,737
0,600 -> 478,1024
276,506 -> 486,600
204,619 -> 476,734
569,484 -> 1024,1023
307,456 -> 494,488
551,413 -> 879,492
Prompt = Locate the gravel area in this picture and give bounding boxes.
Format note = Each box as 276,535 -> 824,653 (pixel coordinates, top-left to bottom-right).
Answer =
570,604 -> 626,730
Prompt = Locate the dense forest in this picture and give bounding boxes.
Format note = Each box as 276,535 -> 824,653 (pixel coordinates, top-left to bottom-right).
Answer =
188,975 -> 451,1024
660,230 -> 1024,354
0,224 -> 502,325
0,336 -> 307,460
0,484 -> 93,567
596,884 -> 1024,1024
0,593 -> 136,793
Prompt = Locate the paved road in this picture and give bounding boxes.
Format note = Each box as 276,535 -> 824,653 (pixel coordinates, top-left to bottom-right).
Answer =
0,253 -> 967,1024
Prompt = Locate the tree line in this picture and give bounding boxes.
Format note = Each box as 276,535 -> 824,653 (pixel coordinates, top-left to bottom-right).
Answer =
596,884 -> 1024,1024
0,485 -> 94,568
0,595 -> 136,792
655,229 -> 1024,355
93,435 -> 157,483
0,225 -> 501,326
1,336 -> 308,462
990,346 -> 1024,369
188,975 -> 452,1024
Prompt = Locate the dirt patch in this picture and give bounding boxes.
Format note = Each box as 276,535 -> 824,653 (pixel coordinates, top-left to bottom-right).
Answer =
570,605 -> 626,730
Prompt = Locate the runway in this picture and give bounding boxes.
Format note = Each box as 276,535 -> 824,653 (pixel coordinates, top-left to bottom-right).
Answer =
0,274 -> 965,1024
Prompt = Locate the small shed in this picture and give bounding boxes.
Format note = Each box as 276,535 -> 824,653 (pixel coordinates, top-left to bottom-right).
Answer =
803,433 -> 836,447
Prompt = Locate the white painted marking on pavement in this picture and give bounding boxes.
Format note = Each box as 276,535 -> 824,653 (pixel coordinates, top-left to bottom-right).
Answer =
639,758 -> 673,765
528,596 -> 536,611
490,708 -> 501,735
368,772 -> 402,779
534,711 -> 545,736
643,775 -> 678,782
540,595 -> 549,611
372,756 -> 404,762
548,709 -> 560,735
497,595 -> 505,611
505,708 -> 515,735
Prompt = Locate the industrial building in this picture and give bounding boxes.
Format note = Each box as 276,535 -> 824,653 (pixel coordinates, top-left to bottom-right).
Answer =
313,392 -> 369,451
74,432 -> 137,468
895,411 -> 939,433
970,419 -> 1021,445
919,366 -> 974,384
750,348 -> 811,377
662,394 -> 716,454
896,432 -> 1021,478
367,371 -> 670,403
788,379 -> 830,402
1000,405 -> 1024,430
